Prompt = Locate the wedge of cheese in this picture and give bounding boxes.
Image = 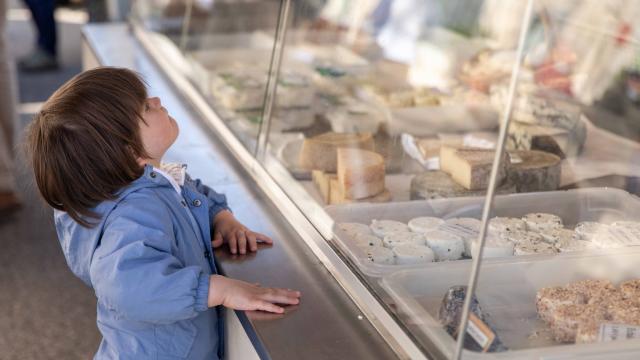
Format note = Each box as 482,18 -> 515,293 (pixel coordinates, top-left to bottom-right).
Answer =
312,170 -> 334,204
337,148 -> 386,200
299,132 -> 374,172
439,146 -> 508,190
329,177 -> 391,204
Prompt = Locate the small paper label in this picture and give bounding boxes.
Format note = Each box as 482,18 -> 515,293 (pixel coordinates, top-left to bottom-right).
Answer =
467,313 -> 496,352
598,323 -> 640,342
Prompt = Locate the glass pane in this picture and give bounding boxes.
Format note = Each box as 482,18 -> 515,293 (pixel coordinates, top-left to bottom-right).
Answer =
262,1 -> 529,358
130,0 -> 283,153
468,0 -> 640,359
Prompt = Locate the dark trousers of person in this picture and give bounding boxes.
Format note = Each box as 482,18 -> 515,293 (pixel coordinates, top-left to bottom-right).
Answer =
23,0 -> 57,56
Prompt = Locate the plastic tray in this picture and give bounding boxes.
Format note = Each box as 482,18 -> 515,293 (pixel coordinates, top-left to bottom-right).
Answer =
325,188 -> 640,277
381,250 -> 640,359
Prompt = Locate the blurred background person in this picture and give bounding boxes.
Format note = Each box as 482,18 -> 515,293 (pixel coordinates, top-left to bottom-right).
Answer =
18,0 -> 58,71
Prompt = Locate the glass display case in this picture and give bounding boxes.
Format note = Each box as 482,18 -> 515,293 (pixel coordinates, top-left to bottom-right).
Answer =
131,0 -> 640,358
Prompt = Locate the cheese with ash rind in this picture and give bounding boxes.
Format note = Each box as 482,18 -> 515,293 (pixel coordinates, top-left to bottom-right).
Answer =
424,230 -> 464,261
440,146 -> 509,190
382,231 -> 426,248
410,171 -> 516,200
522,213 -> 563,232
364,246 -> 395,265
508,150 -> 561,192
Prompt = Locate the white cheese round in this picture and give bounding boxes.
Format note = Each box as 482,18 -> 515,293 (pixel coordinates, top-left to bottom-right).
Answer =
489,217 -> 526,234
501,230 -> 544,245
470,235 -> 515,258
364,246 -> 395,265
514,238 -> 557,255
370,219 -> 410,238
540,228 -> 576,244
337,222 -> 372,238
408,216 -> 444,233
424,230 -> 464,261
522,213 -> 563,232
353,234 -> 383,248
393,244 -> 435,265
383,231 -> 426,248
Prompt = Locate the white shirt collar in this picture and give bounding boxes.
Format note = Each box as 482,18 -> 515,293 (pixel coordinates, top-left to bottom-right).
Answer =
153,163 -> 187,195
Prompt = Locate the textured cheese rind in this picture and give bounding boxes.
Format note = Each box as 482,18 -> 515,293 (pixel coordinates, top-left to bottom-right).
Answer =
299,132 -> 375,172
439,146 -> 508,190
370,220 -> 410,238
424,230 -> 464,261
353,234 -> 383,248
410,171 -> 516,200
539,228 -> 575,244
364,246 -> 395,265
549,304 -> 607,343
337,222 -> 372,238
383,231 -> 426,248
522,213 -> 563,232
337,148 -> 385,200
489,217 -> 526,234
393,245 -> 435,265
536,286 -> 586,324
408,217 -> 445,233
500,230 -> 543,244
508,150 -> 561,192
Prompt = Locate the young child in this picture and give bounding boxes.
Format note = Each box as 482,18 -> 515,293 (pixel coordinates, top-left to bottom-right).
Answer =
26,67 -> 301,359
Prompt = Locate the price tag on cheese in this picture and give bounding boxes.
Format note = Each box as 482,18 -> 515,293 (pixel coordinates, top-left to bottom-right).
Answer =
598,323 -> 640,342
467,313 -> 496,352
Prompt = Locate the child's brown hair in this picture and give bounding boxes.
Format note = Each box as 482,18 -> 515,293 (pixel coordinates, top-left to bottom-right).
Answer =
27,67 -> 150,227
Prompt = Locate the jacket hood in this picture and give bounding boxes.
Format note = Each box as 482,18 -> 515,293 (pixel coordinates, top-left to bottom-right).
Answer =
54,165 -> 170,287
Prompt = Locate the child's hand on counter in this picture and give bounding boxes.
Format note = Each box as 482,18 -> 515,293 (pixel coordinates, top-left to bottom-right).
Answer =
212,210 -> 273,254
208,275 -> 300,313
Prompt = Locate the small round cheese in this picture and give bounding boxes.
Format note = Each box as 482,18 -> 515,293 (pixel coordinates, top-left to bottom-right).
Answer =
522,213 -> 563,232
440,217 -> 481,257
353,233 -> 383,248
540,228 -> 576,244
382,231 -> 426,248
408,216 -> 444,233
489,217 -> 526,234
370,219 -> 410,238
364,246 -> 395,265
337,222 -> 372,238
500,230 -> 543,245
514,238 -> 557,255
424,230 -> 464,261
574,221 -> 609,241
470,235 -> 515,258
393,245 -> 435,265
555,237 -> 597,253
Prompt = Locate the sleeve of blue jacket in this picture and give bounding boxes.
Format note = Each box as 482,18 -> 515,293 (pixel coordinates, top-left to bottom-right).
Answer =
89,192 -> 210,324
189,175 -> 231,220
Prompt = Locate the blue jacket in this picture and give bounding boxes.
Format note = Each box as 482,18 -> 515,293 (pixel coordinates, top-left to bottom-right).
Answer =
54,164 -> 229,360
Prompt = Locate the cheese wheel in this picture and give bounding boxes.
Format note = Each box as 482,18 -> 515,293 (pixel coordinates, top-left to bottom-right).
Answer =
353,234 -> 383,248
299,132 -> 374,172
508,150 -> 561,192
370,220 -> 410,238
337,222 -> 372,238
441,218 -> 481,257
383,231 -> 426,248
489,217 -> 526,234
393,245 -> 435,265
514,237 -> 557,255
522,213 -> 563,232
410,170 -> 516,200
364,246 -> 395,265
337,148 -> 385,200
424,230 -> 464,261
408,217 -> 444,233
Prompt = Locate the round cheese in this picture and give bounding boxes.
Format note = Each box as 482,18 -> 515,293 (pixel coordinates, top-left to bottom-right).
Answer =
337,222 -> 372,238
574,221 -> 608,241
424,230 -> 464,261
489,217 -> 526,234
408,216 -> 444,233
393,245 -> 435,265
471,235 -> 515,258
364,246 -> 395,265
514,238 -> 557,255
540,228 -> 576,244
353,234 -> 383,248
383,231 -> 426,248
370,219 -> 410,238
501,230 -> 543,245
522,213 -> 563,232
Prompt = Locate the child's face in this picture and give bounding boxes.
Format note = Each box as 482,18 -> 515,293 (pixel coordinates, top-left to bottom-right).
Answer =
139,97 -> 179,162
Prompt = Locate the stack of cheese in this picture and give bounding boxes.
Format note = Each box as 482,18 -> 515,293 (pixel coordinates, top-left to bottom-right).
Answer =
411,145 -> 562,200
300,132 -> 391,205
536,279 -> 640,344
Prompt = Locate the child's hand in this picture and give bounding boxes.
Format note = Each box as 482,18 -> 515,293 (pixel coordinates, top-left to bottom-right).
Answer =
212,210 -> 273,254
208,275 -> 301,313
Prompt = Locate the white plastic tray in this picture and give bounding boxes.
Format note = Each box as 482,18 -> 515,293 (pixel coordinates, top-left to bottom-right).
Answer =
381,250 -> 640,359
326,188 -> 640,277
